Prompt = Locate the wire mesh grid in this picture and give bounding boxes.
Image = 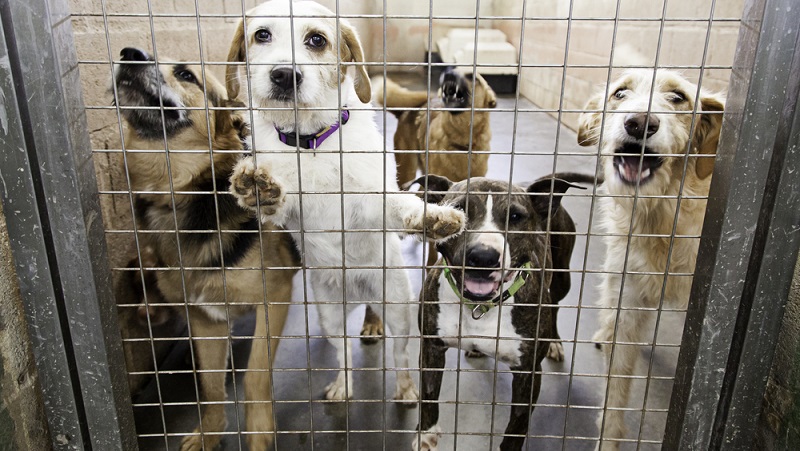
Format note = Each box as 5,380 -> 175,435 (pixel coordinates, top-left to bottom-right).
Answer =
70,0 -> 742,449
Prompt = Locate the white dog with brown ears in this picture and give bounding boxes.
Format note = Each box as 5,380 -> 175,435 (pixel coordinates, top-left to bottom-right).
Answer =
577,69 -> 724,450
226,0 -> 465,410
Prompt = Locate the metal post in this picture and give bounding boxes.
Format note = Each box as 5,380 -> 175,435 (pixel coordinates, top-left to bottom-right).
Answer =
0,0 -> 137,450
665,0 -> 800,448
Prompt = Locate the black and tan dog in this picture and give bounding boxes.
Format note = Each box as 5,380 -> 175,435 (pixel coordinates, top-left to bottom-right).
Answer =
113,47 -> 299,451
408,174 -> 590,451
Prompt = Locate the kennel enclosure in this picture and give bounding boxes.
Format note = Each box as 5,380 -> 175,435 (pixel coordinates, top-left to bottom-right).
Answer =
0,0 -> 799,449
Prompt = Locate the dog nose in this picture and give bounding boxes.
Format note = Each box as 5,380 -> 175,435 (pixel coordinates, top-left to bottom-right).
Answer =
270,66 -> 303,91
120,47 -> 149,62
624,113 -> 660,140
465,247 -> 501,269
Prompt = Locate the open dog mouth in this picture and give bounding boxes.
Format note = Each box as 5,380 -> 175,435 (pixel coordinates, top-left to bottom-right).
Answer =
113,75 -> 187,138
440,70 -> 470,110
460,268 -> 517,301
613,143 -> 663,185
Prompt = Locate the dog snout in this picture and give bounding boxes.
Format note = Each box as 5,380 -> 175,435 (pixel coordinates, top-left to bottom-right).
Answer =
270,66 -> 303,91
624,113 -> 660,140
120,47 -> 150,62
465,246 -> 501,269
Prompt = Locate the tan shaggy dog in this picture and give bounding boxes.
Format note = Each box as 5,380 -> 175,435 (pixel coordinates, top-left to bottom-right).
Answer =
113,47 -> 299,451
577,69 -> 724,450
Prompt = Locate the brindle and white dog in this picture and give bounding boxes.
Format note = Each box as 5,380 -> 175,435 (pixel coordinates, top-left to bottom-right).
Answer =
408,174 -> 590,451
113,47 -> 299,451
225,0 -> 465,404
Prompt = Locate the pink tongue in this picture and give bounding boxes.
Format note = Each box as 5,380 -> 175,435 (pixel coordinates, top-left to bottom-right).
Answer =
622,164 -> 640,182
464,278 -> 497,296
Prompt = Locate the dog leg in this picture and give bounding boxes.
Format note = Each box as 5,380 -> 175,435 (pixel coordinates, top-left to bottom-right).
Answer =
383,263 -> 419,403
245,300 -> 289,451
180,310 -> 230,451
414,338 -> 447,451
594,295 -> 655,450
500,360 -> 541,451
385,302 -> 419,403
547,306 -> 565,362
360,305 -> 384,344
315,296 -> 354,401
385,194 -> 465,242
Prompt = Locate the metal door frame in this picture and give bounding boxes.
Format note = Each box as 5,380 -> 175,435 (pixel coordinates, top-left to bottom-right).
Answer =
0,0 -> 135,449
0,0 -> 798,449
665,0 -> 800,448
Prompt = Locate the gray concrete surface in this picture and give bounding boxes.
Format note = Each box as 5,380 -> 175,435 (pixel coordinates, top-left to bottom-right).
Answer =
132,78 -> 684,450
0,203 -> 52,451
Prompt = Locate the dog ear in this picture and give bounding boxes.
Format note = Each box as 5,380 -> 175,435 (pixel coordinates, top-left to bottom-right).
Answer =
339,21 -> 371,104
527,178 -> 585,217
403,174 -> 454,204
577,92 -> 604,147
485,89 -> 497,109
693,93 -> 725,179
477,74 -> 497,109
226,17 -> 247,100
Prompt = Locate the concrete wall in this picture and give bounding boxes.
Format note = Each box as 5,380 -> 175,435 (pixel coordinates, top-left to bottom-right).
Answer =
0,204 -> 51,450
759,257 -> 800,448
492,0 -> 744,129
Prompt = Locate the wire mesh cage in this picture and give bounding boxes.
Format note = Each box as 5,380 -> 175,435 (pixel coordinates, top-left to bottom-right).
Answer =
72,0 -> 742,450
4,0 -> 800,450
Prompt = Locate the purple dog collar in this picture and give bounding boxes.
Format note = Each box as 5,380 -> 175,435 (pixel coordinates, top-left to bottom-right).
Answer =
275,109 -> 350,150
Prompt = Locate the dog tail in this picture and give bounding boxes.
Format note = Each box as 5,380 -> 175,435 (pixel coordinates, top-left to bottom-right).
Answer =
539,172 -> 604,186
372,75 -> 429,117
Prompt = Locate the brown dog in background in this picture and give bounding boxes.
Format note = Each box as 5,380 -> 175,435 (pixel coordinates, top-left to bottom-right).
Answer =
375,67 -> 497,268
376,67 -> 497,188
113,47 -> 299,451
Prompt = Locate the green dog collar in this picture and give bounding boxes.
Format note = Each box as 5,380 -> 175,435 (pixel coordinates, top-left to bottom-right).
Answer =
442,260 -> 532,320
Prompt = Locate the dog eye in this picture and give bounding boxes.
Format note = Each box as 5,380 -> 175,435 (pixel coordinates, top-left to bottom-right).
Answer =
613,88 -> 627,100
307,34 -> 327,48
176,69 -> 196,83
669,91 -> 687,103
255,29 -> 272,43
508,210 -> 527,223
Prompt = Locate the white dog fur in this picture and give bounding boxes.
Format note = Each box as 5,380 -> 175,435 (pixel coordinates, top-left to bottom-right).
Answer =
226,0 -> 465,408
577,69 -> 724,449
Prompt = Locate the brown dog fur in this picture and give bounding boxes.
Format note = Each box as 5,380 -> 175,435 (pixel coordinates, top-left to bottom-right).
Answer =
113,48 -> 298,451
375,70 -> 497,188
374,70 -> 497,269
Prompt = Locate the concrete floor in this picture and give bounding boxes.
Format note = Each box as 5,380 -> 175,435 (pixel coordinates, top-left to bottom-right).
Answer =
133,75 -> 685,450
